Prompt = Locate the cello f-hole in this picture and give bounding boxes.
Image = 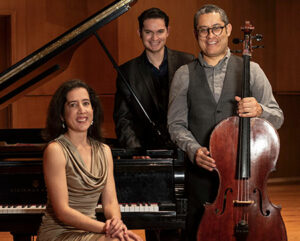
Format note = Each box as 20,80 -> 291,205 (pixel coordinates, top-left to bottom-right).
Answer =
215,188 -> 233,215
253,188 -> 271,216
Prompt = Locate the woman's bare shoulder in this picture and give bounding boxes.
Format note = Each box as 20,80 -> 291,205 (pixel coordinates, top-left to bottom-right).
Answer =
44,141 -> 66,165
44,141 -> 63,154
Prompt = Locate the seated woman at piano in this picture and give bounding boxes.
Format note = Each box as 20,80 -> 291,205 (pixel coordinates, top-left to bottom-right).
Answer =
37,79 -> 142,241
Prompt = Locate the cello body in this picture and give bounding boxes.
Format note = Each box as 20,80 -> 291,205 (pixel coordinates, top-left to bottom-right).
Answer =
197,20 -> 287,241
196,116 -> 287,241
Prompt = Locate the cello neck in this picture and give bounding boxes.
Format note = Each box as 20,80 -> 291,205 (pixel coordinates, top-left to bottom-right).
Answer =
237,21 -> 254,179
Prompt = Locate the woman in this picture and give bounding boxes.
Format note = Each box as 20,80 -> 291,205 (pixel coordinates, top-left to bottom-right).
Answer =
37,79 -> 142,241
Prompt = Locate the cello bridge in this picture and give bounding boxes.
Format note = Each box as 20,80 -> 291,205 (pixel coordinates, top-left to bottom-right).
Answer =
233,200 -> 254,206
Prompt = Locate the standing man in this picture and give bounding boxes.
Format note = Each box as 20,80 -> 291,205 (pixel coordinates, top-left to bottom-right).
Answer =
113,8 -> 194,150
167,4 -> 284,241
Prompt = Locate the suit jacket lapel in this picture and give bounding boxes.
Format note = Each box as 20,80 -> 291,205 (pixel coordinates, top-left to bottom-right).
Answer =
167,48 -> 175,84
136,52 -> 160,110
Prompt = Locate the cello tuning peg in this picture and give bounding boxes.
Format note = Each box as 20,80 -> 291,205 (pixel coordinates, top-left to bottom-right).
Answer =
232,38 -> 242,44
252,45 -> 264,49
252,34 -> 263,41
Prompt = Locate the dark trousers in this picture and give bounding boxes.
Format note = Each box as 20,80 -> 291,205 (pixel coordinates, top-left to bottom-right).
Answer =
184,161 -> 219,241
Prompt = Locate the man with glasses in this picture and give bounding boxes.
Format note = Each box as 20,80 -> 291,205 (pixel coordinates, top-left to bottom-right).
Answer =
167,4 -> 283,241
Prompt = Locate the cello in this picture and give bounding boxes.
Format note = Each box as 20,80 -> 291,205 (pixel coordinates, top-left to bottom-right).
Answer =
196,21 -> 287,241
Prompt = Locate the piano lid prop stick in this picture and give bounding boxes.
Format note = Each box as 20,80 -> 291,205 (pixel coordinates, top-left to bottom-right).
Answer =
93,32 -> 164,140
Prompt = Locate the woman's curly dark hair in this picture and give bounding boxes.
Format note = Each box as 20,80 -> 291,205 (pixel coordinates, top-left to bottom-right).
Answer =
42,79 -> 103,142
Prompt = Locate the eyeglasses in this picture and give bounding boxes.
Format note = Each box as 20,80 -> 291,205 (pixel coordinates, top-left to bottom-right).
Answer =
197,25 -> 227,38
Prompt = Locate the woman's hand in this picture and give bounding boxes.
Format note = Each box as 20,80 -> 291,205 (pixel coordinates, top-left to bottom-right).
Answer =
124,230 -> 144,241
104,218 -> 143,241
104,217 -> 125,239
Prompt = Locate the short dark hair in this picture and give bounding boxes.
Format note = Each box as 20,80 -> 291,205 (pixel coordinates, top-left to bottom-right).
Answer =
42,79 -> 103,142
194,4 -> 229,31
138,8 -> 169,32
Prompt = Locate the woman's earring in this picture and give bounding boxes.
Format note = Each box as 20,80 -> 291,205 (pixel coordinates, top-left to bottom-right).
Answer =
62,122 -> 65,129
90,120 -> 94,126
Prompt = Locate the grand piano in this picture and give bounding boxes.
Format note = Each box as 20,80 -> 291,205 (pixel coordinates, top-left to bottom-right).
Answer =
0,0 -> 187,240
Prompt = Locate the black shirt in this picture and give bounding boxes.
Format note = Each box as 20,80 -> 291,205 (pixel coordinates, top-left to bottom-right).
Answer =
142,48 -> 172,147
144,47 -> 169,116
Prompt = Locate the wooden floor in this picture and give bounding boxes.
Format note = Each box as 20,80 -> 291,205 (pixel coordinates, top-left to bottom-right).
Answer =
0,182 -> 299,241
267,181 -> 300,241
0,230 -> 146,241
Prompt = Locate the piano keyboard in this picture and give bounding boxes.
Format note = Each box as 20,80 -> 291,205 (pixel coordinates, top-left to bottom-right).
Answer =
0,203 -> 159,214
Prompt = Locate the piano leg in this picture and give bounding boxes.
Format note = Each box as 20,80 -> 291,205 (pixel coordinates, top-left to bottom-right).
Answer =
145,229 -> 161,241
145,228 -> 184,241
11,232 -> 34,241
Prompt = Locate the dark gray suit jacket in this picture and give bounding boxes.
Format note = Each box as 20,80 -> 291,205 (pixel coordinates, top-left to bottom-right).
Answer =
113,47 -> 194,148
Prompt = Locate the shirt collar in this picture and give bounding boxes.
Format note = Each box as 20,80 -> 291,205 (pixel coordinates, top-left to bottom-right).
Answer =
144,46 -> 168,70
198,48 -> 231,68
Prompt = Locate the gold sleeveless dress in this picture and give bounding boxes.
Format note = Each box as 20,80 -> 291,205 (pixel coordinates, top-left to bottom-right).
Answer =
37,135 -> 108,241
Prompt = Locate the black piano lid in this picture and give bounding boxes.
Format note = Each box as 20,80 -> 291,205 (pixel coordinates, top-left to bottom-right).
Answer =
0,128 -> 44,144
0,0 -> 137,109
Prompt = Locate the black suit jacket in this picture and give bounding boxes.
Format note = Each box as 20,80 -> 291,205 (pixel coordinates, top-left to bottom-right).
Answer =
113,47 -> 195,148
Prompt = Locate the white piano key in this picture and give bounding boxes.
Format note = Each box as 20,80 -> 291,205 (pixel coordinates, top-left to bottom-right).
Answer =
0,204 -> 46,214
124,204 -> 130,212
144,204 -> 150,212
129,204 -> 135,212
133,204 -> 140,212
149,204 -> 154,212
0,202 -> 160,214
139,204 -> 145,212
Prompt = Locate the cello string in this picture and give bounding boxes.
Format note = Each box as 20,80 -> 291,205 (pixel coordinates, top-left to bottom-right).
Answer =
245,125 -> 251,224
246,177 -> 248,202
236,130 -> 241,226
241,178 -> 246,220
237,124 -> 242,224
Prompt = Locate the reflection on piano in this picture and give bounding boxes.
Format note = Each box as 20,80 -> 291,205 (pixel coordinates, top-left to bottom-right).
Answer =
0,0 -> 187,240
0,129 -> 187,240
0,0 -> 136,109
